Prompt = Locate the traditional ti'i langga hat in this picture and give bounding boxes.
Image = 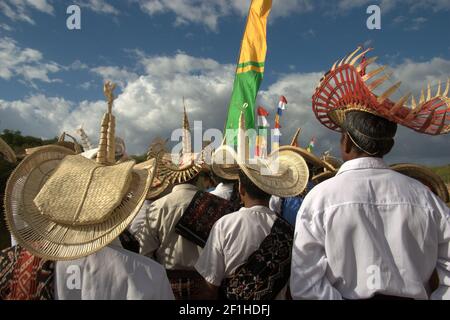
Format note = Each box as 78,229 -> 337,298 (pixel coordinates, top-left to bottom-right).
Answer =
25,132 -> 83,156
312,47 -> 450,135
134,137 -> 172,200
216,112 -> 310,198
0,136 -> 17,164
4,82 -> 156,260
154,102 -> 211,185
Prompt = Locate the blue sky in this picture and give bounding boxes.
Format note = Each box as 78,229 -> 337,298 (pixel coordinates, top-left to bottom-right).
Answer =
1,0 -> 449,164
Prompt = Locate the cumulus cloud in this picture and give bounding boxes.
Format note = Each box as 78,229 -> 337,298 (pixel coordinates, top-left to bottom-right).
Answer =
134,0 -> 313,31
1,52 -> 449,165
76,0 -> 120,15
91,66 -> 139,88
0,0 -> 54,24
0,37 -> 61,84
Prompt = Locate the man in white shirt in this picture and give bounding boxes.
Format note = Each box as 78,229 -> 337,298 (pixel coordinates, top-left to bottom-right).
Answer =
55,238 -> 174,300
133,181 -> 203,269
196,171 -> 288,299
291,111 -> 450,300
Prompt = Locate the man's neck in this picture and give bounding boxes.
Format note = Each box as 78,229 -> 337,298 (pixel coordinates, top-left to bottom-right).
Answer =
244,199 -> 270,208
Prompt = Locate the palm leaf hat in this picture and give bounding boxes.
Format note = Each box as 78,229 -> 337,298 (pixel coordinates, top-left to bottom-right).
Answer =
4,82 -> 156,260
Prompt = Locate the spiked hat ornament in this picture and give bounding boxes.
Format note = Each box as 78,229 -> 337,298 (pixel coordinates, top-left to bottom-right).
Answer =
312,47 -> 450,135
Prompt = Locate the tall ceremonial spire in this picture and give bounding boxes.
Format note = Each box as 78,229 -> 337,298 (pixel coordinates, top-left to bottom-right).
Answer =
182,97 -> 191,156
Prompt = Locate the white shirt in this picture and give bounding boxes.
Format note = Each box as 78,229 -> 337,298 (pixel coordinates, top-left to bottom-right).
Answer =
133,184 -> 202,270
209,182 -> 234,200
54,240 -> 174,300
195,205 -> 286,298
269,196 -> 282,215
291,157 -> 450,300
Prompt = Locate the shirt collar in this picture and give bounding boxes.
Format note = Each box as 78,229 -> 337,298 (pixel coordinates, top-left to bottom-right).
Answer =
172,183 -> 199,192
239,205 -> 276,215
336,157 -> 389,176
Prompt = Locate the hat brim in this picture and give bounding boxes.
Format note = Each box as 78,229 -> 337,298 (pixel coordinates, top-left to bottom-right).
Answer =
391,163 -> 449,203
242,149 -> 309,198
135,159 -> 171,199
211,145 -> 240,181
5,145 -> 155,260
275,145 -> 336,171
0,137 -> 17,164
158,154 -> 208,185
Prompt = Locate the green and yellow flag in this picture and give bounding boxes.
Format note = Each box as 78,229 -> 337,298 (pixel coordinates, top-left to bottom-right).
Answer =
225,0 -> 272,137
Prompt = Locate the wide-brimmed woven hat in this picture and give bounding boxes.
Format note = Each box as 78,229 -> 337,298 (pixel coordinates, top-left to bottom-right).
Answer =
277,145 -> 336,172
0,136 -> 17,164
312,47 -> 450,135
211,145 -> 240,181
25,132 -> 83,156
391,163 -> 449,203
134,158 -> 171,200
4,82 -> 155,260
245,149 -> 309,197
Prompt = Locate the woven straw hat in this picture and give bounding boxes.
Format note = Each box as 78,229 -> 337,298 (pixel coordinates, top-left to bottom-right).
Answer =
391,163 -> 449,203
211,145 -> 240,181
218,144 -> 309,198
0,137 -> 17,164
25,132 -> 83,156
244,148 -> 309,197
277,145 -> 336,172
4,82 -> 155,260
134,159 -> 171,200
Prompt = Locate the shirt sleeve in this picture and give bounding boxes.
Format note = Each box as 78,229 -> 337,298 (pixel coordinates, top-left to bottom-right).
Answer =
430,199 -> 450,300
195,221 -> 226,286
134,202 -> 163,258
290,202 -> 342,300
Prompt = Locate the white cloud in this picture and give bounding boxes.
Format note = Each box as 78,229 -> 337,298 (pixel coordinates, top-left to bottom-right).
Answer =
135,0 -> 313,31
91,66 -> 139,88
0,0 -> 54,24
0,23 -> 14,31
0,53 -> 449,165
76,0 -> 120,15
0,37 -> 60,84
393,15 -> 428,31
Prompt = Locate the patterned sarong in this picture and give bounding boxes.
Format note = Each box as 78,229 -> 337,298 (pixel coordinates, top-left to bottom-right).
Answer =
0,245 -> 54,300
166,269 -> 209,300
176,191 -> 236,247
220,218 -> 294,300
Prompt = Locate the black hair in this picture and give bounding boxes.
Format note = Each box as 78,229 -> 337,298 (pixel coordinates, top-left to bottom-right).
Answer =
342,111 -> 397,157
238,170 -> 271,201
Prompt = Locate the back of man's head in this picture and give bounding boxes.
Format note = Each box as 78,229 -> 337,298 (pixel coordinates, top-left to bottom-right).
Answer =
342,111 -> 398,157
238,170 -> 271,202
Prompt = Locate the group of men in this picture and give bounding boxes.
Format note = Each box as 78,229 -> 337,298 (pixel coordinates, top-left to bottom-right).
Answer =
1,47 -> 450,300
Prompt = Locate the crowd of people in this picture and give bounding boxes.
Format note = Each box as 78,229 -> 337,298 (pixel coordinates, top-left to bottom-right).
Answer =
0,47 -> 449,300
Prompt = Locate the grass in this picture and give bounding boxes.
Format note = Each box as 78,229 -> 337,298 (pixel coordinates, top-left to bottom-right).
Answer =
430,165 -> 450,184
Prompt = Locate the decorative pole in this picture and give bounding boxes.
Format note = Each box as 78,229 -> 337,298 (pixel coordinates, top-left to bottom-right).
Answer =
97,81 -> 117,165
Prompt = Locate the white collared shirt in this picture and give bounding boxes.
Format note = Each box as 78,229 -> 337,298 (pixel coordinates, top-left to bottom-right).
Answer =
133,184 -> 202,270
54,239 -> 174,300
195,205 -> 277,286
291,157 -> 450,300
209,182 -> 234,200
